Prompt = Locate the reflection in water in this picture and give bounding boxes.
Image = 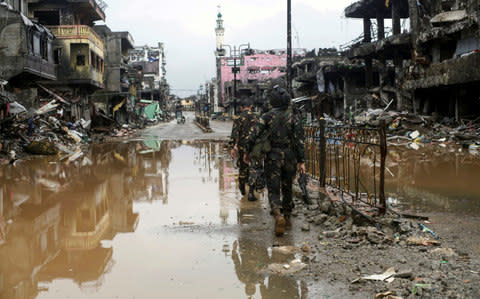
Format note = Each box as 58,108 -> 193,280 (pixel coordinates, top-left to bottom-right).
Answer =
385,145 -> 480,214
0,140 -> 242,299
0,141 -> 173,298
233,201 -> 307,299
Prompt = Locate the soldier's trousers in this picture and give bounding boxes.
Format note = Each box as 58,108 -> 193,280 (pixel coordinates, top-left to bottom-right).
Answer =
238,151 -> 264,189
265,149 -> 296,214
248,159 -> 264,189
237,150 -> 249,186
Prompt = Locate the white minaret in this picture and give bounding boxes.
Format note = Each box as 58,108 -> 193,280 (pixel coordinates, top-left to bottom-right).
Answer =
215,9 -> 224,55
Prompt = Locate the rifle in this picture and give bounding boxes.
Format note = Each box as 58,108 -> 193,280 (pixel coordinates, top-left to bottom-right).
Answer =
297,172 -> 310,204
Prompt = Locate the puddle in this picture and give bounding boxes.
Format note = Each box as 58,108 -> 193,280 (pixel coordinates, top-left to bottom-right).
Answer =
386,144 -> 480,215
0,140 -> 308,299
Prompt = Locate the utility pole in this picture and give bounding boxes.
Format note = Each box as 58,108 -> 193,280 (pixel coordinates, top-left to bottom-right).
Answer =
287,0 -> 293,96
233,45 -> 237,115
222,43 -> 249,116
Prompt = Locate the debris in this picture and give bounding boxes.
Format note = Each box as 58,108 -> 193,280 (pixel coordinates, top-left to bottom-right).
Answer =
8,101 -> 26,114
375,291 -> 404,299
431,247 -> 457,257
419,223 -> 439,238
406,236 -> 441,246
264,259 -> 307,275
394,270 -> 413,279
63,127 -> 82,143
353,267 -> 396,283
24,141 -> 58,155
35,100 -> 59,115
272,246 -> 300,255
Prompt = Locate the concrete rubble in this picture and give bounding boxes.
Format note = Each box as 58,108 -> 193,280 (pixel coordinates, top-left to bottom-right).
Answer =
289,178 -> 480,298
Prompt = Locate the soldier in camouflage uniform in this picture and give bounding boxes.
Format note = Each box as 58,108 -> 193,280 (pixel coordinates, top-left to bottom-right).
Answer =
229,97 -> 260,201
245,86 -> 305,236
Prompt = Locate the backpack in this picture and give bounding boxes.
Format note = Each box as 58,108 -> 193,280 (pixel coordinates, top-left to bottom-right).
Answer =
250,108 -> 289,160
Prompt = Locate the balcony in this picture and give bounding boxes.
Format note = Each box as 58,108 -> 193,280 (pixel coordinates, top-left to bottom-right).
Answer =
49,25 -> 104,50
404,52 -> 480,90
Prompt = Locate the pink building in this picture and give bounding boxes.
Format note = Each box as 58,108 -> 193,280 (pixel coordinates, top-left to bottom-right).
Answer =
220,49 -> 306,105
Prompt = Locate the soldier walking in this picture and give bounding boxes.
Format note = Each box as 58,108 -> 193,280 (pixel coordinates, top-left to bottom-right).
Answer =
229,97 -> 260,201
246,86 -> 305,236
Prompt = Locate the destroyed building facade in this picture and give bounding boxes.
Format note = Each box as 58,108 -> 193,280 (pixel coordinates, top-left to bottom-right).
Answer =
93,25 -> 135,124
0,0 -> 56,108
129,44 -> 167,100
25,0 -> 107,121
341,0 -> 480,122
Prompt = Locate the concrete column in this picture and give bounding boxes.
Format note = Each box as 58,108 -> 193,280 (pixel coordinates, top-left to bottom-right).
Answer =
378,53 -> 387,107
363,18 -> 372,42
395,64 -> 403,110
365,57 -> 373,89
392,0 -> 401,35
408,0 -> 421,55
377,17 -> 385,40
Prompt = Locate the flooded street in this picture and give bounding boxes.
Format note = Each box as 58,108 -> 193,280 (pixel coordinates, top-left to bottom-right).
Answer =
1,116 -> 480,299
0,117 -> 317,299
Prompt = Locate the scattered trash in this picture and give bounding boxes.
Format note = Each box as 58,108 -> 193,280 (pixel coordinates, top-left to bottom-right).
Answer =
8,101 -> 26,114
406,236 -> 441,246
352,267 -> 396,283
419,223 -> 439,238
264,259 -> 307,275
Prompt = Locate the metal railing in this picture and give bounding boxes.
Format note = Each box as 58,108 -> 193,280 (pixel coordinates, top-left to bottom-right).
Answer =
304,120 -> 387,214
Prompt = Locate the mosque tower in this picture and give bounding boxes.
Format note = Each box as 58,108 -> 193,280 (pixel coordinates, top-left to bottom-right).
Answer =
215,9 -> 225,56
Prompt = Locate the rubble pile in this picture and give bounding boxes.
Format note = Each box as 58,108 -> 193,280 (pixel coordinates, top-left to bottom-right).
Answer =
0,89 -> 140,163
1,99 -> 87,162
353,109 -> 480,151
291,182 -> 480,298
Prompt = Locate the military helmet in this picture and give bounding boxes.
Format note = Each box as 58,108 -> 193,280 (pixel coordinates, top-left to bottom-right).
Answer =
240,97 -> 254,108
268,85 -> 290,108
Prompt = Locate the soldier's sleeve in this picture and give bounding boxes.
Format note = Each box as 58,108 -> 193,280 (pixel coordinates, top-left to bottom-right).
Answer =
229,118 -> 239,149
293,114 -> 305,163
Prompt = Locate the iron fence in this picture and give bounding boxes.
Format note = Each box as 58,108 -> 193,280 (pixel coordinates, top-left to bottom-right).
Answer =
304,120 -> 387,214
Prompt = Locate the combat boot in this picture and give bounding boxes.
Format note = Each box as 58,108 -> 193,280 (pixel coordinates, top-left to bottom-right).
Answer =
285,214 -> 292,230
247,186 -> 258,202
238,180 -> 246,196
273,208 -> 286,236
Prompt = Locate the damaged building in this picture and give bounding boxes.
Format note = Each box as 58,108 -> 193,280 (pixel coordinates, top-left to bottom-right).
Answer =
129,44 -> 168,106
340,0 -> 480,122
93,25 -> 135,124
0,0 -> 56,109
403,0 -> 480,121
26,0 -> 107,122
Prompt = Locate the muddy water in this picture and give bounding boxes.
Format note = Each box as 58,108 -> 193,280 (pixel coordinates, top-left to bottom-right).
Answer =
386,145 -> 480,215
0,140 -> 308,299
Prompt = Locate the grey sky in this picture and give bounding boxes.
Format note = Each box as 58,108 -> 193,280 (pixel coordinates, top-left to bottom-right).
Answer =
101,0 -> 363,97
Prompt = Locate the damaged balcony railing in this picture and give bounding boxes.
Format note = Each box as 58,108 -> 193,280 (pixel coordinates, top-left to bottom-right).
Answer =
304,120 -> 387,214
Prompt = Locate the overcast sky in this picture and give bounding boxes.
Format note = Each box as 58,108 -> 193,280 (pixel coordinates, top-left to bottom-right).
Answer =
101,0 -> 363,97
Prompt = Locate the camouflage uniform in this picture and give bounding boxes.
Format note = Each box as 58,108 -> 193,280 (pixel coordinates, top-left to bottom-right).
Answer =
229,110 -> 260,190
247,107 -> 305,214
